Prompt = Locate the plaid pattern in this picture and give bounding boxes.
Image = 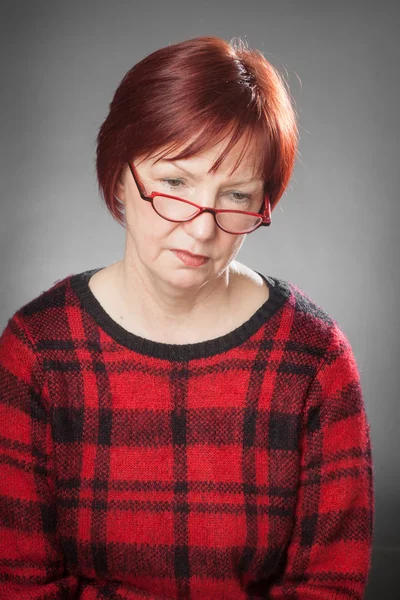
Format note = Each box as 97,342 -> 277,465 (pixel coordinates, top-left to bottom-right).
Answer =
0,268 -> 374,599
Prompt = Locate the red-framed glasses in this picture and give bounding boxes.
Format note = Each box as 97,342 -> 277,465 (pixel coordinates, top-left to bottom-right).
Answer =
128,162 -> 271,235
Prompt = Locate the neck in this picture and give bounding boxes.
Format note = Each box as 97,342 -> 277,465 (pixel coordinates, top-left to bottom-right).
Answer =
113,256 -> 234,335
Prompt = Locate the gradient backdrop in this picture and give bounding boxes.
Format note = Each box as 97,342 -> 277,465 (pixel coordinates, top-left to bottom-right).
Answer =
0,1 -> 398,597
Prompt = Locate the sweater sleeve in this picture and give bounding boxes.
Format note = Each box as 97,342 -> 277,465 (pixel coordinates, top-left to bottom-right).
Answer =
0,315 -> 80,599
269,325 -> 374,600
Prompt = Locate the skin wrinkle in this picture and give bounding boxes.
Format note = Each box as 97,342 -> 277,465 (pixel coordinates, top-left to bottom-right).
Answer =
98,134 -> 267,343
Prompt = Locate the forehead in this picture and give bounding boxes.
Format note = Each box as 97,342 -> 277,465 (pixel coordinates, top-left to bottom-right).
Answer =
139,130 -> 264,179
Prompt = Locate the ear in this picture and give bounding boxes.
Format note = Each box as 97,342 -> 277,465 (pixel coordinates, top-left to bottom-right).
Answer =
114,166 -> 129,203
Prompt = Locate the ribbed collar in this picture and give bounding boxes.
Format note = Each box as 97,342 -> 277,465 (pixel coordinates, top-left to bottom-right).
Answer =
69,267 -> 291,361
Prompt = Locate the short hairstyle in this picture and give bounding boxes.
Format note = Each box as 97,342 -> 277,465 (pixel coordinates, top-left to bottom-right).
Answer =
96,36 -> 299,227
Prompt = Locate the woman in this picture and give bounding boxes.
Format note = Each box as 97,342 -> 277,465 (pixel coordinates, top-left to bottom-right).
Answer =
0,36 -> 374,599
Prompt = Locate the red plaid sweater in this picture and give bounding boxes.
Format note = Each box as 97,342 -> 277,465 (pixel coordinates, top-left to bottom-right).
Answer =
0,267 -> 374,599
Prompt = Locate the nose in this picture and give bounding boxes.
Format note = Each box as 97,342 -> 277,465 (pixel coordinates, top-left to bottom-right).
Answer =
182,208 -> 218,240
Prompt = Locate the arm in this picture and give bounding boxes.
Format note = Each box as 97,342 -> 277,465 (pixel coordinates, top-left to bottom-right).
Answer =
0,315 -> 175,600
269,325 -> 374,599
0,314 -> 80,599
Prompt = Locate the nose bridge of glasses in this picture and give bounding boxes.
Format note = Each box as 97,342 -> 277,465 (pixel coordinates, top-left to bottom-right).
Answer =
195,203 -> 219,217
185,205 -> 220,235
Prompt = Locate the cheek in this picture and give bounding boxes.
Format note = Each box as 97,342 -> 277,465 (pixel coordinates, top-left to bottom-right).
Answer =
125,195 -> 152,227
126,202 -> 177,252
226,234 -> 246,255
126,196 -> 164,233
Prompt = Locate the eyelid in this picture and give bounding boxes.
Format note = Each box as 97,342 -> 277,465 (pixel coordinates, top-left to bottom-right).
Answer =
153,168 -> 258,187
160,180 -> 252,197
161,177 -> 189,187
162,180 -> 252,196
160,176 -> 254,191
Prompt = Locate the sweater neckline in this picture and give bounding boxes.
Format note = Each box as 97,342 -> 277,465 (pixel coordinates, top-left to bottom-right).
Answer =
69,267 -> 291,361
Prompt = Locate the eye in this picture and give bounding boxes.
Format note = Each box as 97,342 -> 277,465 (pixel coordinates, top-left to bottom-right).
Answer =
161,178 -> 185,189
228,192 -> 252,203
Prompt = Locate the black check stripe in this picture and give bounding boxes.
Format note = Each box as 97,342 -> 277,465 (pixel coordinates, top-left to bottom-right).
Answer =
0,269 -> 374,599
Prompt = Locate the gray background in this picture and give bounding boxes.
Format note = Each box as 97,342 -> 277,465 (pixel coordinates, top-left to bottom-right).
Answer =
0,1 -> 398,597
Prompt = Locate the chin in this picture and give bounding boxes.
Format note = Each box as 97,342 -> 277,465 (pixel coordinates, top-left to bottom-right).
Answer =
162,267 -> 210,289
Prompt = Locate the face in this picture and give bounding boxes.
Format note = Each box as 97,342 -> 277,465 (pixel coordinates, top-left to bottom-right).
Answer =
115,134 -> 264,292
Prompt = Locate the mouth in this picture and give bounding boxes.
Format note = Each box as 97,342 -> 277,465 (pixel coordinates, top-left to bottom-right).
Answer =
172,249 -> 209,259
171,249 -> 209,267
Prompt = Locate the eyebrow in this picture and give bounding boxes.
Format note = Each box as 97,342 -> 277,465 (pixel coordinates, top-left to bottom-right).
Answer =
154,160 -> 261,186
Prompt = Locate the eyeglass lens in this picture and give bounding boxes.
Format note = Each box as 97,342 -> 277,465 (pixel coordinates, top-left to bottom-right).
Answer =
152,195 -> 262,234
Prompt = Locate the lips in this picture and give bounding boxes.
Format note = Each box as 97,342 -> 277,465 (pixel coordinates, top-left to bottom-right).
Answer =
172,249 -> 208,259
171,250 -> 209,267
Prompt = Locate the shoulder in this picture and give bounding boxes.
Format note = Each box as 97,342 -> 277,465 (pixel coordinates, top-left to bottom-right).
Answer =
0,271 -> 80,394
2,269 -> 87,346
238,266 -> 356,394
263,272 -> 351,365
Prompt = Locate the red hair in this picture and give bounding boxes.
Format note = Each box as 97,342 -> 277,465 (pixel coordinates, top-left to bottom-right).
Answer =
96,36 -> 298,227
